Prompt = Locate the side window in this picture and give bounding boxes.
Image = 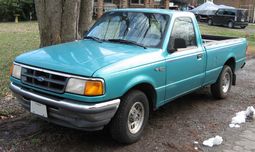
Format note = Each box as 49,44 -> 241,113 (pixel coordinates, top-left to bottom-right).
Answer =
229,10 -> 236,16
217,10 -> 224,15
223,10 -> 229,16
169,17 -> 197,51
223,10 -> 235,16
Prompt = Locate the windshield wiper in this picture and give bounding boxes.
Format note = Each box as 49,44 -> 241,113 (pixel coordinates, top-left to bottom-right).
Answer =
84,36 -> 103,43
107,39 -> 147,49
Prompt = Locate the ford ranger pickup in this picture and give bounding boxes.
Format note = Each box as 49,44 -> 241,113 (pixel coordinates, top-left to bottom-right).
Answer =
10,9 -> 247,144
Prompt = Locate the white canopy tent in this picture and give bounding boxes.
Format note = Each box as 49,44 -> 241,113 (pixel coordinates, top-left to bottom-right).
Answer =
190,2 -> 235,16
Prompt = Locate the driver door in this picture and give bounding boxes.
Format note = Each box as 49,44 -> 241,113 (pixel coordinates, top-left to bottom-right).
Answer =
164,17 -> 206,102
214,9 -> 224,25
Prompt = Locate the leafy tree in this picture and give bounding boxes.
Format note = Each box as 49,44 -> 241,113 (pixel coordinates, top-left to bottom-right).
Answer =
0,0 -> 36,22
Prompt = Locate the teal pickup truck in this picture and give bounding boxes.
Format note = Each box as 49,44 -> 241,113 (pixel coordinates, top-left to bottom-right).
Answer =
10,9 -> 247,144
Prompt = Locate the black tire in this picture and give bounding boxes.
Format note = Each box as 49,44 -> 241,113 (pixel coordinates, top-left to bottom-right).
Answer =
228,21 -> 234,28
109,90 -> 149,144
241,26 -> 246,29
208,19 -> 213,25
211,65 -> 233,99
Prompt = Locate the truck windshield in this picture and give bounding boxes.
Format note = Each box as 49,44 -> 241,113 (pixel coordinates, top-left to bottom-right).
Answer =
86,11 -> 169,48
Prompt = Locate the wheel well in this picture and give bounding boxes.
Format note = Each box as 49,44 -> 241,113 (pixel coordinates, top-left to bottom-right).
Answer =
127,83 -> 157,112
224,57 -> 236,73
228,20 -> 234,23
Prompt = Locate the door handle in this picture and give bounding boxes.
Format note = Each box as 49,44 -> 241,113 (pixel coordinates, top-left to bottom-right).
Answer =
197,54 -> 203,60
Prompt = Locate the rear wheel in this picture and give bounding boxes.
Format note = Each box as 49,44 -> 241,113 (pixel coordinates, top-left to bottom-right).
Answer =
211,65 -> 233,99
109,90 -> 149,144
228,21 -> 234,28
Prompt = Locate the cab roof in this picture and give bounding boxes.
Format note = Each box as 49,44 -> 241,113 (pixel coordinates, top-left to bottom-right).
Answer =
110,8 -> 193,16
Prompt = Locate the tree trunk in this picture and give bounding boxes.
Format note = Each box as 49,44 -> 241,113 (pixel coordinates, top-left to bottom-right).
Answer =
97,0 -> 104,19
79,0 -> 94,38
61,0 -> 81,42
35,0 -> 93,47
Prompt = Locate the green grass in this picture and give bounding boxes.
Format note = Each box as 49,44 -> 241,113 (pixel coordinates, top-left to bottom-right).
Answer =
0,22 -> 254,98
0,22 -> 40,97
199,23 -> 255,53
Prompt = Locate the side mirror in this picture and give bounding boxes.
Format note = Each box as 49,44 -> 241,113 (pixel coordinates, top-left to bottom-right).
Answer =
174,38 -> 186,50
168,38 -> 187,53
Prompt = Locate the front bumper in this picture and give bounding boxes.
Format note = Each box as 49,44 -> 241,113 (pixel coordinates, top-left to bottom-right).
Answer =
234,22 -> 248,27
10,82 -> 120,131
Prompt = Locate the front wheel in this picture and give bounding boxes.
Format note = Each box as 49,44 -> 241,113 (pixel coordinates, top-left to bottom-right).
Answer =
109,90 -> 149,144
211,65 -> 233,99
208,19 -> 213,25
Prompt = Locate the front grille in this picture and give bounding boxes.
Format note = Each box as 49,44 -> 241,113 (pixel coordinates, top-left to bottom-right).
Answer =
21,67 -> 68,93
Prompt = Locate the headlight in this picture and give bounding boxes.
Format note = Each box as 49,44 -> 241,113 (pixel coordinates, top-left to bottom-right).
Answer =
10,64 -> 22,79
66,78 -> 104,96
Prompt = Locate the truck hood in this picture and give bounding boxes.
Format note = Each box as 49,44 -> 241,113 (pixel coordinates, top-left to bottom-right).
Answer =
15,40 -> 159,77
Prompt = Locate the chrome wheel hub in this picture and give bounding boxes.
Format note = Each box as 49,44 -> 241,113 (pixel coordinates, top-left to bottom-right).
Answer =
222,72 -> 230,93
128,102 -> 144,134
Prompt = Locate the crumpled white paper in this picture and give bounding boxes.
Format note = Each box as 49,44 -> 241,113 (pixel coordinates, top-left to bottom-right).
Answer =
203,135 -> 223,147
229,106 -> 255,128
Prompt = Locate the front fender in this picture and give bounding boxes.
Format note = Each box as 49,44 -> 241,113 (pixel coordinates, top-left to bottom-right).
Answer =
93,60 -> 166,103
123,75 -> 157,95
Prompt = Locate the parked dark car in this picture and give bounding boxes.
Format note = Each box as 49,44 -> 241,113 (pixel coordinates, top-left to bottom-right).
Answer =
208,8 -> 249,28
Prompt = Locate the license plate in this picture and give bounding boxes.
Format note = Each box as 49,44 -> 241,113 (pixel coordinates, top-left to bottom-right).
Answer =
30,101 -> 48,118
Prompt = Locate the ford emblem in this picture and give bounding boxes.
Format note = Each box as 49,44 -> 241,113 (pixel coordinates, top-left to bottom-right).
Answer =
36,76 -> 45,82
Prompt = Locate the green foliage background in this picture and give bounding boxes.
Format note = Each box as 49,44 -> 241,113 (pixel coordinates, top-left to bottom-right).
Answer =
0,0 -> 36,22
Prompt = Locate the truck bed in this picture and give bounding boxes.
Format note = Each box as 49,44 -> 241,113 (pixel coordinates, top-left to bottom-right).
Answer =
201,34 -> 246,86
202,35 -> 241,46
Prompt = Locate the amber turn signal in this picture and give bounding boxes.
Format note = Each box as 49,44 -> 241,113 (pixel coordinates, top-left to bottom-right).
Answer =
10,64 -> 14,75
84,80 -> 104,96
